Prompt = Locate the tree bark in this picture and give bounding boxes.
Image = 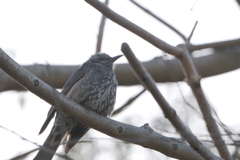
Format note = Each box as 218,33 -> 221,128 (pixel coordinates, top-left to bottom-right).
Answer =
1,46 -> 239,92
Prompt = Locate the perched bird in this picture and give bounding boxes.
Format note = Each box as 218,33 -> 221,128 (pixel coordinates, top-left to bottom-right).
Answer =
34,53 -> 122,160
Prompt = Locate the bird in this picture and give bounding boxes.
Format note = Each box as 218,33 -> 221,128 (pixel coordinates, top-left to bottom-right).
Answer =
34,53 -> 122,160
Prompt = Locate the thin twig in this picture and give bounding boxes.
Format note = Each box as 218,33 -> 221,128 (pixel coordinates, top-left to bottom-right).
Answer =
112,88 -> 146,116
178,44 -> 231,160
191,0 -> 199,11
10,148 -> 39,160
121,42 -> 222,160
96,0 -> 109,53
187,21 -> 198,43
129,0 -> 186,41
175,82 -> 203,118
85,0 -> 181,56
0,125 -> 71,160
211,106 -> 239,152
188,38 -> 240,51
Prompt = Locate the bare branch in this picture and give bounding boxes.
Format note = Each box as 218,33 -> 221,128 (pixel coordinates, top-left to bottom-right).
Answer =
96,0 -> 109,53
1,46 -> 240,92
112,88 -> 146,116
212,107 -> 238,152
235,0 -> 240,7
129,0 -> 186,41
85,0 -> 181,56
189,38 -> 240,51
121,42 -> 222,160
0,48 -> 207,160
0,125 -> 70,160
10,148 -> 39,160
187,21 -> 198,43
178,44 -> 231,160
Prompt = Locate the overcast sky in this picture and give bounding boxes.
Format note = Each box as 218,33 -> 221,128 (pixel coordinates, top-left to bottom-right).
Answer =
0,0 -> 240,159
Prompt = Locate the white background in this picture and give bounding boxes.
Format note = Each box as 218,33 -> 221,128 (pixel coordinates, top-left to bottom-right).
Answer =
0,0 -> 240,159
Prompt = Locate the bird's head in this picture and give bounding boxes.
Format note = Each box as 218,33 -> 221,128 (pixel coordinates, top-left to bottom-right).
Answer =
90,53 -> 122,68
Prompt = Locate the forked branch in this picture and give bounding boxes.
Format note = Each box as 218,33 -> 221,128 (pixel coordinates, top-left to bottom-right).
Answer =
121,43 -> 221,160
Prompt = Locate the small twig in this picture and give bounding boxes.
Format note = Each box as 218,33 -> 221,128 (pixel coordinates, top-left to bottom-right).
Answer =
112,88 -> 146,116
188,38 -> 240,51
0,125 -> 71,160
211,106 -> 239,151
96,0 -> 109,53
129,0 -> 186,41
121,42 -> 222,160
191,0 -> 199,11
85,0 -> 181,56
187,21 -> 198,43
175,82 -> 203,118
10,148 -> 39,160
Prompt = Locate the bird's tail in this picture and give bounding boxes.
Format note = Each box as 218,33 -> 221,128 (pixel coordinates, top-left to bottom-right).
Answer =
34,125 -> 66,160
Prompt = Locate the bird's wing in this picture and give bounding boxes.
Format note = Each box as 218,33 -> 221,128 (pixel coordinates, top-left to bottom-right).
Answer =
61,66 -> 86,95
38,106 -> 56,134
38,65 -> 88,134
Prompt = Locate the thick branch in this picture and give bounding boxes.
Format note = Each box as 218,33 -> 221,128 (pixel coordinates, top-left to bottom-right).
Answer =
121,43 -> 221,160
178,44 -> 231,160
189,38 -> 240,52
85,0 -> 181,56
0,48 -> 206,160
1,46 -> 239,92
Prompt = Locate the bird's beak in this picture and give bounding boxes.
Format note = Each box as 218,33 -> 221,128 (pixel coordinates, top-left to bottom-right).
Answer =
111,55 -> 123,62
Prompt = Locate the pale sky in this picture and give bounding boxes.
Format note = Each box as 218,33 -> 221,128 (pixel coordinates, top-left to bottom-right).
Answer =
0,0 -> 240,159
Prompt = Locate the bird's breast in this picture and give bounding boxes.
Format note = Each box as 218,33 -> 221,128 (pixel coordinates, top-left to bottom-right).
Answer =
67,68 -> 118,116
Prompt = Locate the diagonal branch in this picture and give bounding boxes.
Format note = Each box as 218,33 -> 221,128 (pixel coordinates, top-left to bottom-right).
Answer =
129,0 -> 186,41
112,88 -> 146,116
96,0 -> 109,53
178,44 -> 231,160
0,48 -> 208,160
85,0 -> 181,56
121,42 -> 222,160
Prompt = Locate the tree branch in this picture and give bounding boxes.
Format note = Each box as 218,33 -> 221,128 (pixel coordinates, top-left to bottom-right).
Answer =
10,148 -> 39,160
129,0 -> 186,41
95,0 -> 109,53
85,0 -> 181,56
187,21 -> 198,43
112,88 -> 146,116
189,38 -> 240,51
121,43 -> 222,160
178,44 -> 231,160
0,125 -> 70,160
1,46 -> 239,92
0,48 -> 208,160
